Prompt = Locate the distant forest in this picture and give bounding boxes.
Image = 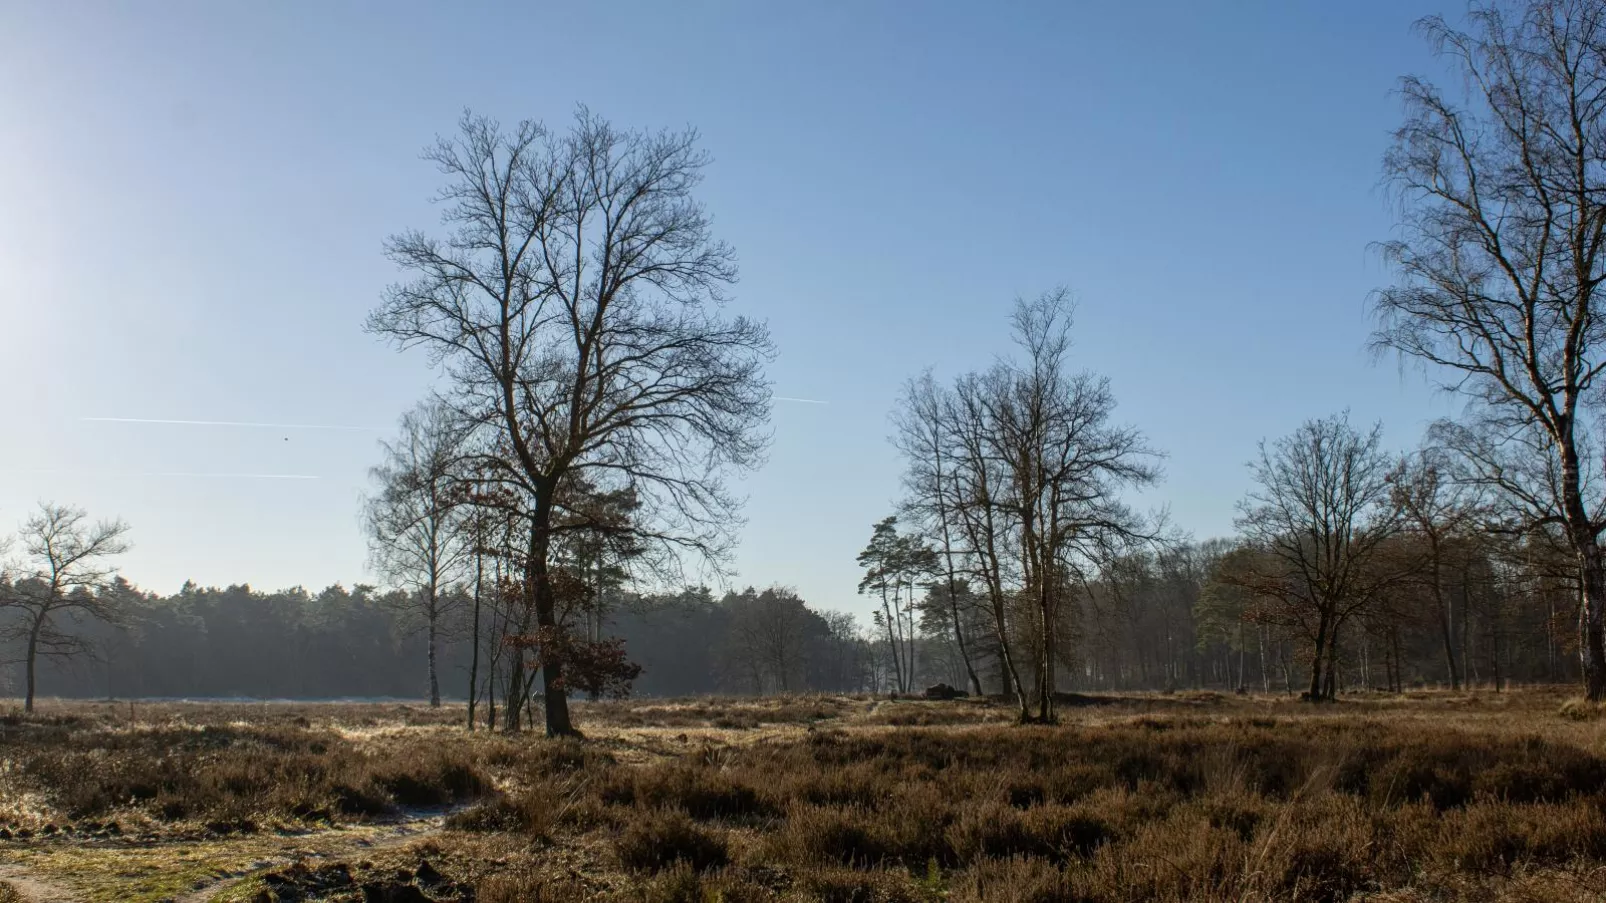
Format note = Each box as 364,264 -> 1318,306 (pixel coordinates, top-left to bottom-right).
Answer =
10,534 -> 1574,705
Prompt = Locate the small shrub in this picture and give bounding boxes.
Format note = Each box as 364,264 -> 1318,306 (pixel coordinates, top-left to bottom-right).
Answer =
1559,698 -> 1605,721
616,809 -> 730,874
782,805 -> 893,867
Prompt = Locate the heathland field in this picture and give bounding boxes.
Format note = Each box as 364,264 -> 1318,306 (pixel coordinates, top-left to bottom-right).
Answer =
2,690 -> 1605,902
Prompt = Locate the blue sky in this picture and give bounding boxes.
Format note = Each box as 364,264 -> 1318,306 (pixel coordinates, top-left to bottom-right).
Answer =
1,1 -> 1463,618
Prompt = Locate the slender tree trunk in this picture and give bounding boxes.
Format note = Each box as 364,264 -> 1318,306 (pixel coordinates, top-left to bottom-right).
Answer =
1237,620 -> 1246,691
1322,621 -> 1341,700
950,594 -> 982,695
427,582 -> 441,708
467,552 -> 483,731
24,618 -> 42,714
993,597 -> 1030,721
1360,628 -> 1370,691
929,440 -> 983,695
904,580 -> 917,691
1259,626 -> 1270,693
486,673 -> 496,732
1429,536 -> 1460,691
1391,626 -> 1404,693
879,585 -> 903,695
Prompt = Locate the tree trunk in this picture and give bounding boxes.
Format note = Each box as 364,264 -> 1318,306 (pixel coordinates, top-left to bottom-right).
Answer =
1391,626 -> 1404,693
879,587 -> 903,695
1036,567 -> 1055,724
1237,620 -> 1246,691
427,583 -> 441,708
1581,544 -> 1606,701
1430,537 -> 1460,691
1322,621 -> 1341,700
467,553 -> 483,731
485,650 -> 497,731
1258,626 -> 1269,693
503,658 -> 525,732
529,503 -> 578,737
1306,615 -> 1329,700
24,619 -> 41,714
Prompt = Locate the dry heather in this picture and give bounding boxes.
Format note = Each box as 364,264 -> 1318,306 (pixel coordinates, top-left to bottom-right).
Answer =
2,690 -> 1605,902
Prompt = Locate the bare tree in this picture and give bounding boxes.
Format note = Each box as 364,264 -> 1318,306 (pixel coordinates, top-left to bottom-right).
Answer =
945,368 -> 1033,716
987,293 -> 1161,722
368,110 -> 773,735
1227,414 -> 1401,701
365,399 -> 471,707
885,291 -> 1159,720
724,587 -> 813,694
0,503 -> 131,712
1387,446 -> 1484,690
894,372 -> 985,694
1374,0 -> 1606,699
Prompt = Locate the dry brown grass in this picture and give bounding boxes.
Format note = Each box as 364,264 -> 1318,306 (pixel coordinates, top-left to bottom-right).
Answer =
5,689 -> 1606,901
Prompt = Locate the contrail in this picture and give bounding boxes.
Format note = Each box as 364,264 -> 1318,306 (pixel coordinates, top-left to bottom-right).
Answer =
11,469 -> 320,480
83,417 -> 382,431
774,396 -> 828,405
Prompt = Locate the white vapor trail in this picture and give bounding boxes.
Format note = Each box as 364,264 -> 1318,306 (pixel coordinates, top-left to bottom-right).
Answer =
12,469 -> 320,480
83,417 -> 381,431
774,396 -> 828,405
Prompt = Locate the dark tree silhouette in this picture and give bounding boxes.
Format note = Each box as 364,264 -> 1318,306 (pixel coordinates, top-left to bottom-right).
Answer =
1,503 -> 131,712
1226,415 -> 1402,701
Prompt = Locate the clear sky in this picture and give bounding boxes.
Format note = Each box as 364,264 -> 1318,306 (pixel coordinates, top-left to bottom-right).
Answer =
1,1 -> 1465,619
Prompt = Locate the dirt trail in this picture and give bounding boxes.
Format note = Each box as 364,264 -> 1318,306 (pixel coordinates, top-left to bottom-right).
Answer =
0,809 -> 453,903
0,867 -> 78,903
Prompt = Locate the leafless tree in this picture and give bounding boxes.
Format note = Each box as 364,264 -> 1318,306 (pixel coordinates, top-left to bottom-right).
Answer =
365,399 -> 471,707
368,110 -> 773,735
893,372 -> 985,694
0,503 -> 131,712
1387,446 -> 1485,690
986,292 -> 1161,722
1374,0 -> 1606,699
885,291 -> 1159,721
724,587 -> 812,694
1228,414 -> 1402,700
945,367 -> 1032,716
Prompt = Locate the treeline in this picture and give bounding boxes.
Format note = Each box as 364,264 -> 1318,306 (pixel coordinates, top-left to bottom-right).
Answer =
884,533 -> 1578,703
9,580 -> 876,702
865,294 -> 1585,714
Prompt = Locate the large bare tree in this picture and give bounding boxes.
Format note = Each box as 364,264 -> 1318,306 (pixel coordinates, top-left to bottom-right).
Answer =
0,503 -> 131,712
987,293 -> 1161,722
1374,0 -> 1606,699
368,110 -> 773,735
365,399 -> 471,707
885,291 -> 1159,721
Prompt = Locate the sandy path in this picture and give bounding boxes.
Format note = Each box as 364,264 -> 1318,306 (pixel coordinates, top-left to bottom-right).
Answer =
0,867 -> 78,903
0,809 -> 453,903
